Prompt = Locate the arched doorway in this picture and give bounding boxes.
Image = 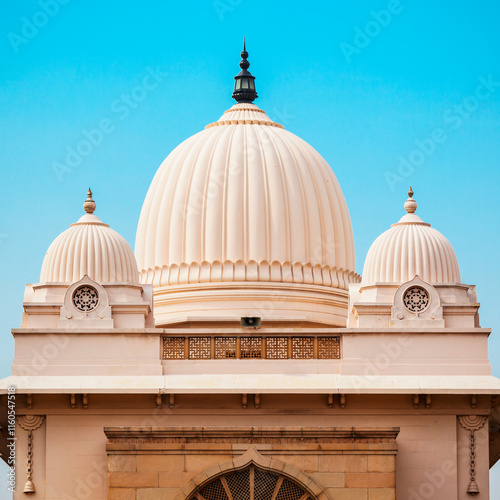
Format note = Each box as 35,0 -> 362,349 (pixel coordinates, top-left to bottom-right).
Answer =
189,465 -> 315,500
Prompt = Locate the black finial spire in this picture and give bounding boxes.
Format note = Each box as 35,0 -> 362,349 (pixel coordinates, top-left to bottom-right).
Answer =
232,39 -> 258,103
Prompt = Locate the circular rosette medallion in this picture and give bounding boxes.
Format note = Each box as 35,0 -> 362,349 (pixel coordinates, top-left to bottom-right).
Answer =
403,286 -> 430,313
72,285 -> 99,312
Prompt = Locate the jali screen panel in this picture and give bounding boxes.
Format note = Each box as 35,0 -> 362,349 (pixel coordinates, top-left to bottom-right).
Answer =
163,336 -> 341,360
191,465 -> 314,500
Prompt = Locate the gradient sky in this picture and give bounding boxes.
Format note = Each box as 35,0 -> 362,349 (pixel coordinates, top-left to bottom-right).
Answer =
1,0 -> 499,495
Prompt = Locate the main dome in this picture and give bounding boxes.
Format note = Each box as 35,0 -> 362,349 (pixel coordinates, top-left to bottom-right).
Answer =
135,48 -> 359,326
136,103 -> 356,282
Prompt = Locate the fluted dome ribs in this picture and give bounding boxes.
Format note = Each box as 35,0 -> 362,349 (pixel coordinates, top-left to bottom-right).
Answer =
41,193 -> 139,284
362,190 -> 460,284
136,103 -> 359,290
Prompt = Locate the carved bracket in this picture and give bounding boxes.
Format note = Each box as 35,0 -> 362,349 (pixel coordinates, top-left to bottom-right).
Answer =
254,394 -> 260,409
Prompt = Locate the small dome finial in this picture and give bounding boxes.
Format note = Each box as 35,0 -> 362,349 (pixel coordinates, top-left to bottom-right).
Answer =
404,186 -> 417,214
232,39 -> 258,103
83,188 -> 96,214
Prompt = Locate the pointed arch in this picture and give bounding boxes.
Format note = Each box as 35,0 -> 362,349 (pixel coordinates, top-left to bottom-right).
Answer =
175,447 -> 329,500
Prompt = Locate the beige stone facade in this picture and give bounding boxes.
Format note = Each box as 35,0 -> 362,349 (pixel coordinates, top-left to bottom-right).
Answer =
1,52 -> 500,499
105,427 -> 397,500
1,387 -> 495,498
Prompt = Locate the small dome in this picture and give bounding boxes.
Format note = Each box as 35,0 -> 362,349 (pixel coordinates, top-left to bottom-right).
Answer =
40,190 -> 139,284
362,188 -> 460,284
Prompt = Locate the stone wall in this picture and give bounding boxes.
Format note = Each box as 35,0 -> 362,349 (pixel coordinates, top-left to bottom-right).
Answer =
105,426 -> 399,500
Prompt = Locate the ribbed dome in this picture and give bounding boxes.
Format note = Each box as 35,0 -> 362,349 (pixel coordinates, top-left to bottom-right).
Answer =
135,103 -> 358,289
362,189 -> 460,284
40,190 -> 139,284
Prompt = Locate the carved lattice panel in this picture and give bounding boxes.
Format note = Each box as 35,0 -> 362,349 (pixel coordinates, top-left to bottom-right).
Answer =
163,336 -> 343,360
225,468 -> 251,500
199,478 -> 229,500
265,337 -> 288,359
215,337 -> 237,359
317,337 -> 340,359
275,478 -> 307,500
163,337 -> 185,359
291,337 -> 314,359
190,466 -> 312,500
253,468 -> 280,500
240,337 -> 262,359
189,337 -> 211,359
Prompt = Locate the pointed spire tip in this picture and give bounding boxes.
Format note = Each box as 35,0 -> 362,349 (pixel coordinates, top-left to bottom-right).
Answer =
232,40 -> 258,103
83,187 -> 96,214
404,187 -> 417,214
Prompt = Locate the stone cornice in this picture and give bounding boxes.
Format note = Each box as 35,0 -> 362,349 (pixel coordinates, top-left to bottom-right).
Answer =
104,425 -> 400,442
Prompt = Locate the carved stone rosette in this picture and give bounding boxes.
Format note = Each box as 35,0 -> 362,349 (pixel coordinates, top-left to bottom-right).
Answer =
458,415 -> 487,496
18,416 -> 45,495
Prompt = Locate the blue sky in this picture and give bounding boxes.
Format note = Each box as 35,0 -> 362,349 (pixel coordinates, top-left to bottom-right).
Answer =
1,0 -> 500,495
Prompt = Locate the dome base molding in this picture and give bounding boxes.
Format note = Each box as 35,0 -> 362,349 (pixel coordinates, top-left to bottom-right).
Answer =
140,261 -> 360,290
152,281 -> 350,327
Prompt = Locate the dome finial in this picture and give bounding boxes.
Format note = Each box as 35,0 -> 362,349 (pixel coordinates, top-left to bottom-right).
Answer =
232,39 -> 258,103
83,188 -> 96,214
404,186 -> 417,214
